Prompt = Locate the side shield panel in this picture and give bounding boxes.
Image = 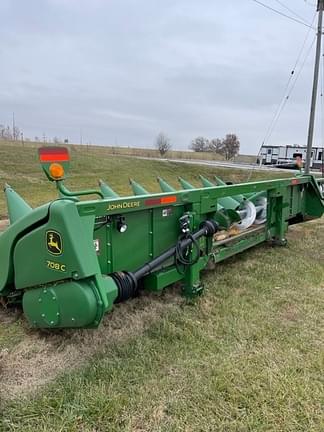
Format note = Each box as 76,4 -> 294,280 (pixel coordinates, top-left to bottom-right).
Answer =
0,204 -> 49,295
14,200 -> 100,289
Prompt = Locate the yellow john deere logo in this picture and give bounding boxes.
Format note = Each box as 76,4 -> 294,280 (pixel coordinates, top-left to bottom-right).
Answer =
46,230 -> 63,256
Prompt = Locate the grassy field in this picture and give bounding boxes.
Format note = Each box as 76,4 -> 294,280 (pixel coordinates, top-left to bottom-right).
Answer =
0,144 -> 268,218
0,144 -> 323,431
0,138 -> 256,171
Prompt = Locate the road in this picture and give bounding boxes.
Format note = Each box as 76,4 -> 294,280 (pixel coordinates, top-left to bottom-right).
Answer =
136,156 -> 316,174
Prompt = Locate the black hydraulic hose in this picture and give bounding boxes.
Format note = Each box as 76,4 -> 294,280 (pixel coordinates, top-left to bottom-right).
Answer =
133,220 -> 217,280
110,220 -> 217,303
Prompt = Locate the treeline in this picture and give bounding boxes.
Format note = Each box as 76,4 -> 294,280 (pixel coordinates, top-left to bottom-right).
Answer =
190,134 -> 240,160
0,124 -> 69,144
1,123 -> 239,161
155,131 -> 240,160
0,124 -> 22,141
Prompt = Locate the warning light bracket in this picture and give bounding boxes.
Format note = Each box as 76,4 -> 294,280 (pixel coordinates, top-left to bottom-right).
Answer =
38,147 -> 70,182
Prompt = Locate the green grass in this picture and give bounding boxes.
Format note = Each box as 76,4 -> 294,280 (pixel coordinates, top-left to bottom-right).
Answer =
0,139 -> 257,165
0,144 -> 323,431
2,221 -> 324,431
0,144 -> 284,217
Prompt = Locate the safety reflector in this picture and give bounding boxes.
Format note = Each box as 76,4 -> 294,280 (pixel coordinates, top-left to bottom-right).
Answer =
38,147 -> 70,162
145,196 -> 177,206
291,179 -> 300,185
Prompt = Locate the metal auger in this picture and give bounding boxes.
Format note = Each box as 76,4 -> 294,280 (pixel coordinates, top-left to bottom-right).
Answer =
199,174 -> 267,230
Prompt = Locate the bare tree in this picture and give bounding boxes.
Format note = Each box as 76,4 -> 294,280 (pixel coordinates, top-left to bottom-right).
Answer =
0,125 -> 6,140
208,138 -> 223,153
53,136 -> 62,144
220,134 -> 240,160
0,124 -> 25,141
190,136 -> 209,152
13,125 -> 20,141
155,132 -> 172,156
1,126 -> 12,140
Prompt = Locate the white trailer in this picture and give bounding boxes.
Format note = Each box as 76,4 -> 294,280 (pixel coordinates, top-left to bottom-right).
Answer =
258,144 -> 323,169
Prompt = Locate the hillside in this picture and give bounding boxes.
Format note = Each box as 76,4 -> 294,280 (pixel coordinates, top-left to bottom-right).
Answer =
0,144 -> 276,218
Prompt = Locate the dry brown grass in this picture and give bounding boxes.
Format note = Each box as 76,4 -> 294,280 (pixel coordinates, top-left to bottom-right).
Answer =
0,289 -> 182,401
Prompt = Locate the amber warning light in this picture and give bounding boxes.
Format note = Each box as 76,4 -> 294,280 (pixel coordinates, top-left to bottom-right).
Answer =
49,163 -> 65,179
38,147 -> 70,181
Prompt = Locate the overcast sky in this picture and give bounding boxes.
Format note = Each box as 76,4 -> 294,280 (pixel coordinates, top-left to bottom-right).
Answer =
0,0 -> 321,154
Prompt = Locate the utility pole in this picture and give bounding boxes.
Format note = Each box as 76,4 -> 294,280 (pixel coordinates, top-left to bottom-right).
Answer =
305,0 -> 324,173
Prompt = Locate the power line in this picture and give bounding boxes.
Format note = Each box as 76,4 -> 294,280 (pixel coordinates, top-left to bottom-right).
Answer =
286,36 -> 316,95
261,14 -> 316,145
251,0 -> 315,28
292,12 -> 316,70
274,0 -> 309,22
304,0 -> 317,7
262,35 -> 316,145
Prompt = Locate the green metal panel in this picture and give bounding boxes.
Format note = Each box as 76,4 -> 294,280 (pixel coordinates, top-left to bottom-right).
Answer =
157,177 -> 176,192
109,210 -> 151,272
23,279 -> 99,328
129,178 -> 149,195
4,184 -> 32,224
95,205 -> 183,274
0,203 -> 50,295
22,274 -> 117,329
214,176 -> 245,202
199,175 -> 215,188
152,206 -> 183,256
98,179 -> 119,198
13,200 -> 100,289
182,175 -> 240,210
304,177 -> 324,218
178,177 -> 195,190
144,267 -> 183,291
93,221 -> 109,274
288,185 -> 303,216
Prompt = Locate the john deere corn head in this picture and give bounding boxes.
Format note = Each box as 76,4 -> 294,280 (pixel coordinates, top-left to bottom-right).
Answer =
0,147 -> 323,329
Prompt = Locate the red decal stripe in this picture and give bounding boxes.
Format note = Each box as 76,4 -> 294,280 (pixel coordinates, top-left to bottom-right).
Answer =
161,196 -> 177,204
145,198 -> 161,206
145,196 -> 177,206
39,153 -> 70,162
38,147 -> 69,162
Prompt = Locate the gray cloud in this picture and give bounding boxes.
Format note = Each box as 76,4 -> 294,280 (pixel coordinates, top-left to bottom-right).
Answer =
0,0 -> 319,153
